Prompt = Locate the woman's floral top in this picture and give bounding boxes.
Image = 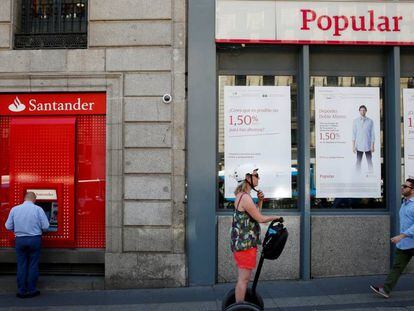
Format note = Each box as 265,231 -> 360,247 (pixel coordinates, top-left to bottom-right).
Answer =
230,193 -> 261,252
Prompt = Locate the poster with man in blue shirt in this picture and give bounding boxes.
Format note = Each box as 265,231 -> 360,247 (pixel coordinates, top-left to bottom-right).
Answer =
5,192 -> 49,298
370,179 -> 414,298
352,105 -> 375,172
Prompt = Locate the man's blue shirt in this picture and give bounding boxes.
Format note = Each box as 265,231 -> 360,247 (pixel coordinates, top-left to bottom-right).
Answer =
397,197 -> 414,250
5,201 -> 49,237
352,116 -> 375,152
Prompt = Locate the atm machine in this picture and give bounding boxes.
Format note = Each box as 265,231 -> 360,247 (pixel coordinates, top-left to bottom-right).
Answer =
0,92 -> 106,274
24,188 -> 60,232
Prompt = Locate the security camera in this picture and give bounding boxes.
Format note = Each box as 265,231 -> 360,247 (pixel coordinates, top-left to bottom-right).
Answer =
162,94 -> 172,104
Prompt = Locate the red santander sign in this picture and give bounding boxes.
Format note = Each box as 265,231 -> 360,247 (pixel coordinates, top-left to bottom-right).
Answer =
216,1 -> 414,45
0,92 -> 106,116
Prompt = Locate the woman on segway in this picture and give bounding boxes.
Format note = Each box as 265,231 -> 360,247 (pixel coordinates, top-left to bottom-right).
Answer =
231,163 -> 282,303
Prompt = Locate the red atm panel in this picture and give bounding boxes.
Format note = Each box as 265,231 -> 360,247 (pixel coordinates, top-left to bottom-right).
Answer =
0,92 -> 106,249
9,118 -> 76,247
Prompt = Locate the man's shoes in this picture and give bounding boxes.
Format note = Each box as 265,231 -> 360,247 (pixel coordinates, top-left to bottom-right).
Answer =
16,292 -> 28,299
370,285 -> 390,298
26,290 -> 40,298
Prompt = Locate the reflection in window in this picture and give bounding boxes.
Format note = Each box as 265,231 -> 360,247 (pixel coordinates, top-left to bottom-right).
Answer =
218,75 -> 297,209
310,76 -> 384,209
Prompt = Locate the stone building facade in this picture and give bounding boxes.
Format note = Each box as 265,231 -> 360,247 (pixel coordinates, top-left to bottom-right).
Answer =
0,0 -> 187,288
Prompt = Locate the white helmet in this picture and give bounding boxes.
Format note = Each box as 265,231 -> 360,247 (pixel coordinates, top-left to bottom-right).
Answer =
233,163 -> 259,183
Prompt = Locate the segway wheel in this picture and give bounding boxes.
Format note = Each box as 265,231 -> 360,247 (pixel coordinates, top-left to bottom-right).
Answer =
224,302 -> 262,311
221,288 -> 264,310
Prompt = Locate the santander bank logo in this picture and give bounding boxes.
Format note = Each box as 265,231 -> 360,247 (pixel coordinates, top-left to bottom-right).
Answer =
8,97 -> 26,112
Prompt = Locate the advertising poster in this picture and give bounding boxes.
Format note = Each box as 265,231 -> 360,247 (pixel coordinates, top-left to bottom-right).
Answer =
403,89 -> 414,180
315,87 -> 381,198
224,86 -> 291,199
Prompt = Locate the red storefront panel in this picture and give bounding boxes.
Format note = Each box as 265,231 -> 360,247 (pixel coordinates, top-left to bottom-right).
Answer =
75,116 -> 106,248
0,92 -> 106,249
9,117 -> 76,247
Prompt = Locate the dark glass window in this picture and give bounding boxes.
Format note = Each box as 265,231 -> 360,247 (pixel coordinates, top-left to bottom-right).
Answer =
15,0 -> 87,49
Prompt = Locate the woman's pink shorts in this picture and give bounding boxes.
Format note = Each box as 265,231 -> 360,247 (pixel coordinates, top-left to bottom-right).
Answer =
233,247 -> 257,270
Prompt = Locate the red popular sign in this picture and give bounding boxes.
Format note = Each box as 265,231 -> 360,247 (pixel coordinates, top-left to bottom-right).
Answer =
0,92 -> 106,116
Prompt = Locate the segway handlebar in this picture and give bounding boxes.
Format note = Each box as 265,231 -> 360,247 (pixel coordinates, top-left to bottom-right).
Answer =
269,217 -> 284,227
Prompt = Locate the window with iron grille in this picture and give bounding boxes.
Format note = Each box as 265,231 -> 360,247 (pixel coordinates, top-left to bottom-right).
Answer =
15,0 -> 88,49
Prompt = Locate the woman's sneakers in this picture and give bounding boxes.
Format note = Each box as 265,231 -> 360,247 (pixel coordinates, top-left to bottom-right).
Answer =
370,285 -> 390,298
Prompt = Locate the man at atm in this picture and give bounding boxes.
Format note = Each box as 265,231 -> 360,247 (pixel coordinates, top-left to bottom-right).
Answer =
5,192 -> 49,298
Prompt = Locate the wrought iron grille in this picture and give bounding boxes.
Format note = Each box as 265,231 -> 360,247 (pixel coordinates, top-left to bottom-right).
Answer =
15,0 -> 88,49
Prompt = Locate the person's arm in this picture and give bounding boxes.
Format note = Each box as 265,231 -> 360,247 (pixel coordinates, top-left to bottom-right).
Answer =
241,195 -> 279,223
38,208 -> 50,231
391,208 -> 414,244
257,190 -> 264,210
352,119 -> 357,153
5,209 -> 14,231
370,119 -> 375,152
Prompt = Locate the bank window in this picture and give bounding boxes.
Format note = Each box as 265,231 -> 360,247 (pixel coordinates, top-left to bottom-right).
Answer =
15,0 -> 88,49
310,76 -> 385,209
218,75 -> 298,210
401,77 -> 414,184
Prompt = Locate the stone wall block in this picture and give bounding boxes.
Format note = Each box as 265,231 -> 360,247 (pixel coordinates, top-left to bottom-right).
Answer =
125,123 -> 171,148
105,253 -> 137,275
0,24 -> 10,48
124,73 -> 171,96
173,22 -> 185,49
67,49 -> 105,72
311,216 -> 390,277
107,175 -> 122,202
105,254 -> 186,288
108,123 -> 123,150
173,0 -> 185,22
107,47 -> 171,71
29,78 -> 68,89
124,97 -> 171,122
123,227 -> 172,252
173,149 -> 185,176
124,175 -> 171,200
173,99 -> 186,131
125,149 -> 171,173
173,123 -> 185,150
172,201 -> 185,227
124,201 -> 172,226
90,0 -> 171,20
29,50 -> 67,72
0,1 -> 11,21
109,149 -> 123,183
173,73 -> 186,101
107,200 -> 122,227
105,226 -> 122,253
172,226 -> 185,253
173,48 -> 185,74
171,175 -> 185,226
0,51 -> 30,72
89,21 -> 171,47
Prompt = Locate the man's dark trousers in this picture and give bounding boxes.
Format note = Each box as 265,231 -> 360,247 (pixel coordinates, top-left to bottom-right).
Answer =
356,150 -> 373,171
384,248 -> 414,294
15,235 -> 42,295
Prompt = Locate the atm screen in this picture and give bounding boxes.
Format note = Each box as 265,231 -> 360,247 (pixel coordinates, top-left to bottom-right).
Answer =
26,189 -> 58,232
35,201 -> 58,232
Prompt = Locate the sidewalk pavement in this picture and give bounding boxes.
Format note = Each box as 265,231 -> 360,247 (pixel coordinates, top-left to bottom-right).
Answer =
0,274 -> 414,310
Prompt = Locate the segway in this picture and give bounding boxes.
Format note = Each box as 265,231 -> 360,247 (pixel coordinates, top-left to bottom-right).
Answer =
222,218 -> 288,311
